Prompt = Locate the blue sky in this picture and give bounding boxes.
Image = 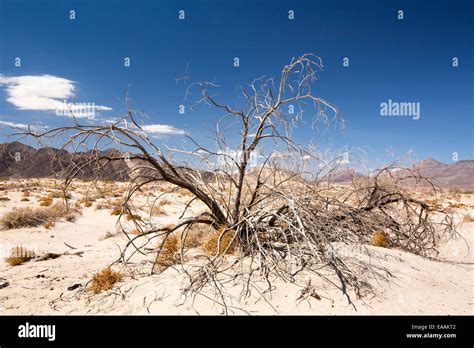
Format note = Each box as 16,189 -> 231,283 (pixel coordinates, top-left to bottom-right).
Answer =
0,0 -> 472,168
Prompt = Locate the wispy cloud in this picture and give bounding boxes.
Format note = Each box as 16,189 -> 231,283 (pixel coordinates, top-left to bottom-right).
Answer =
0,74 -> 111,118
141,124 -> 186,135
0,120 -> 48,131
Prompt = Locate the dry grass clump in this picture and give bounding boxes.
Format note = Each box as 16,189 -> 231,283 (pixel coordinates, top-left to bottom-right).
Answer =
463,213 -> 474,223
372,230 -> 389,248
0,196 -> 10,201
129,228 -> 141,235
4,246 -> 36,266
0,202 -> 75,229
22,191 -> 30,198
202,225 -> 237,256
155,234 -> 179,270
125,213 -> 142,221
149,200 -> 171,216
43,221 -> 55,229
176,188 -> 193,197
89,268 -> 123,293
1,207 -> 51,229
149,205 -> 166,216
110,206 -> 122,215
94,202 -> 108,210
38,196 -> 53,206
48,190 -> 72,199
20,197 -> 30,202
181,223 -> 210,249
448,202 -> 466,209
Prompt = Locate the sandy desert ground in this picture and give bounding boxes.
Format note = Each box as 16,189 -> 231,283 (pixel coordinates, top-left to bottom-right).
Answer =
0,178 -> 472,315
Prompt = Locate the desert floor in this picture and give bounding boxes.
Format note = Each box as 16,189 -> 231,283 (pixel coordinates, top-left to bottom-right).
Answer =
0,178 -> 472,315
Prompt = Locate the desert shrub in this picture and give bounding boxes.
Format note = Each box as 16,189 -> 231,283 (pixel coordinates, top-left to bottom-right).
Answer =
89,268 -> 123,293
0,202 -> 74,229
22,191 -> 30,198
0,207 -> 51,229
202,225 -> 237,256
38,196 -> 53,206
155,234 -> 179,270
372,231 -> 389,247
4,246 -> 36,266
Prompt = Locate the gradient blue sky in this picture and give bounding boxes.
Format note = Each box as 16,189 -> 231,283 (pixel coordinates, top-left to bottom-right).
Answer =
0,0 -> 472,168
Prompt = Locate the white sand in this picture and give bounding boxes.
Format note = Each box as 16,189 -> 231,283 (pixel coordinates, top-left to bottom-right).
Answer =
0,180 -> 472,315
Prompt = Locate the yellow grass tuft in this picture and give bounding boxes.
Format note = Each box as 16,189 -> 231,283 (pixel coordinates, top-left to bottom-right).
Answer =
43,221 -> 55,229
110,207 -> 121,216
181,223 -> 210,249
4,246 -> 36,266
125,213 -> 142,221
89,268 -> 123,294
202,225 -> 237,256
372,230 -> 389,248
155,234 -> 179,270
38,196 -> 53,206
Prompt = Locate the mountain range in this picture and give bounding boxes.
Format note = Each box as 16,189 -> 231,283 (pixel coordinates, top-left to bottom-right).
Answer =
0,142 -> 472,188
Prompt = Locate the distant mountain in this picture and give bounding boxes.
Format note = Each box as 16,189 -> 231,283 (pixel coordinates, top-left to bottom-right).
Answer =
327,169 -> 365,183
0,142 -> 130,181
408,158 -> 474,188
327,158 -> 473,188
1,142 -> 472,188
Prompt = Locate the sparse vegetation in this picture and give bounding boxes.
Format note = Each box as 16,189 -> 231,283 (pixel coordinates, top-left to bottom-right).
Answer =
202,225 -> 237,256
17,53 -> 459,304
0,202 -> 75,229
89,268 -> 123,293
181,223 -> 210,249
372,231 -> 389,248
4,246 -> 36,266
154,234 -> 179,271
38,196 -> 53,207
110,207 -> 121,215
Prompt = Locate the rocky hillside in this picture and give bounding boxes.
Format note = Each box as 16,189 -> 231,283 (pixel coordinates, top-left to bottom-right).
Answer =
0,142 -> 130,181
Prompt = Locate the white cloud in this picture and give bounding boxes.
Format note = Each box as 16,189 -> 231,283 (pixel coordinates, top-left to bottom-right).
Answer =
141,124 -> 186,135
0,120 -> 48,131
0,74 -> 111,118
0,120 -> 30,129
